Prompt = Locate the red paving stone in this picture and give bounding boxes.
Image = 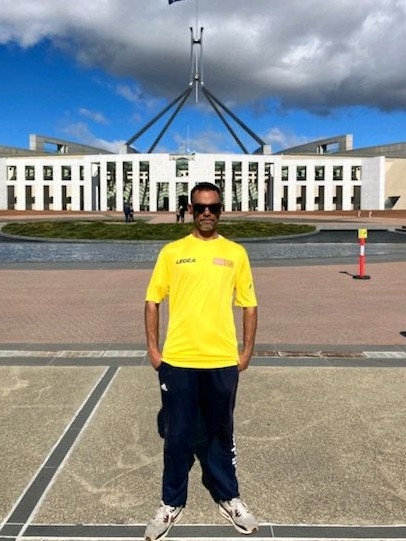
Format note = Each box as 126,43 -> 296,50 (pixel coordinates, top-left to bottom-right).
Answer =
1,211 -> 405,348
0,261 -> 405,347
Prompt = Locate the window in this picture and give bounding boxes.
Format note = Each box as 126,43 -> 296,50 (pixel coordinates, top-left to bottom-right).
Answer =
351,166 -> 361,181
8,166 -> 17,181
176,158 -> 189,177
265,162 -> 273,180
215,162 -> 225,190
62,166 -> 72,180
139,162 -> 150,211
123,162 -> 133,204
232,162 -> 242,210
353,186 -> 361,209
107,162 -> 116,210
333,166 -> 343,181
281,166 -> 289,181
249,162 -> 258,170
139,161 -> 150,181
315,166 -> 325,181
232,162 -> 242,180
44,166 -> 53,181
123,162 -> 133,181
296,166 -> 306,181
25,166 -> 35,181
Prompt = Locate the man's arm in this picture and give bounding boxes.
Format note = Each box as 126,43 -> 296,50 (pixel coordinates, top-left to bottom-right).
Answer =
238,306 -> 257,371
144,300 -> 162,370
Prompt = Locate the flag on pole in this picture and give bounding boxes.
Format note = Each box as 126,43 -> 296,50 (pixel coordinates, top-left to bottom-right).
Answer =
169,0 -> 185,4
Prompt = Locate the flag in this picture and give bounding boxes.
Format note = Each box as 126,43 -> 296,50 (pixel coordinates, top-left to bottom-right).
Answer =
169,0 -> 185,4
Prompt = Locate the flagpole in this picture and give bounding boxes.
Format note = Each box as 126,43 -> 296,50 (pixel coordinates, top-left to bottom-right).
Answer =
195,0 -> 202,103
171,0 -> 202,103
195,0 -> 199,36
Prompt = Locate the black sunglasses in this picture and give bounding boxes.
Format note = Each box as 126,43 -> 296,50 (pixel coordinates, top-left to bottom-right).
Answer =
192,203 -> 222,214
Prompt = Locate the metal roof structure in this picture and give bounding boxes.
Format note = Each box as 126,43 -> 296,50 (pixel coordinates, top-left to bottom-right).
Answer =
124,27 -> 269,155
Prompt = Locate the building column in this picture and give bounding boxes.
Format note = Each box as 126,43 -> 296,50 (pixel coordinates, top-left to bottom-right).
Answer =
286,165 -> 296,211
305,163 -> 315,211
99,161 -> 108,212
149,178 -> 157,212
71,163 -> 81,211
132,159 -> 140,213
0,159 -> 7,210
224,160 -> 233,212
324,165 -> 334,211
84,162 -> 95,211
115,159 -> 124,212
272,162 -> 282,212
240,160 -> 249,211
34,163 -> 44,210
52,164 -> 62,211
257,161 -> 265,211
342,162 -> 352,210
14,164 -> 26,210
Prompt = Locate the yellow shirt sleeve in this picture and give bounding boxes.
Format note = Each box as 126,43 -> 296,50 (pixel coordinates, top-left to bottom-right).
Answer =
234,247 -> 257,307
145,247 -> 169,303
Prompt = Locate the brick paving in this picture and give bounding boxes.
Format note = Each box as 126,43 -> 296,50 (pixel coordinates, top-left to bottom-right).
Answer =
0,210 -> 405,348
0,261 -> 405,348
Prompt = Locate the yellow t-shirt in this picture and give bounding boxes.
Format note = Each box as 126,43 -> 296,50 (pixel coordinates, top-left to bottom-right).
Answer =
145,234 -> 257,368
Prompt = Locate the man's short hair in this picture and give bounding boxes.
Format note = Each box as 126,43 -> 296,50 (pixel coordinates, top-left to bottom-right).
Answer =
190,182 -> 221,202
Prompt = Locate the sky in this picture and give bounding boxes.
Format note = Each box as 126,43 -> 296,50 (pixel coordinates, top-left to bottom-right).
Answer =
1,0 -> 406,155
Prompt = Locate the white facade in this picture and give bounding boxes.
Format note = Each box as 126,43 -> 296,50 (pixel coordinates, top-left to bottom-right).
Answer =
0,152 -> 385,212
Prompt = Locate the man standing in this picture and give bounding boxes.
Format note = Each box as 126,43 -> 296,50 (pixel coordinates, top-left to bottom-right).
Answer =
179,204 -> 186,223
144,182 -> 258,541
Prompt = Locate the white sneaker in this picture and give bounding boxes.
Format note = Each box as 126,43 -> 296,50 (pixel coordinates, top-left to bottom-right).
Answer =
144,501 -> 184,541
218,497 -> 259,535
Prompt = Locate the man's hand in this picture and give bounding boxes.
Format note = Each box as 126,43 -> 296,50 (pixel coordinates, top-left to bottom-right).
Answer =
238,306 -> 257,372
238,350 -> 252,372
144,301 -> 162,370
148,348 -> 162,371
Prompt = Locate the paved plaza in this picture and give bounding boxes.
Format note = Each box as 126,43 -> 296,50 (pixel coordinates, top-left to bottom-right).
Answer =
0,212 -> 405,540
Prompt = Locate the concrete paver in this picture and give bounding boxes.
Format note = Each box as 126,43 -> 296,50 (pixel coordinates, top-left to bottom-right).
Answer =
30,366 -> 406,527
0,366 -> 104,520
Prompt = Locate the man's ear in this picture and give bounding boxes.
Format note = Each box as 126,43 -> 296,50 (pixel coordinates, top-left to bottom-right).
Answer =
188,203 -> 194,215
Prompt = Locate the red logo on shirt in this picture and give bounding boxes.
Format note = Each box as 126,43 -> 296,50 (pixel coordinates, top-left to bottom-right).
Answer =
213,258 -> 234,268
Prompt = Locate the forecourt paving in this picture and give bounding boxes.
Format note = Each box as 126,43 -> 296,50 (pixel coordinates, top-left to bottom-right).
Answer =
0,215 -> 405,540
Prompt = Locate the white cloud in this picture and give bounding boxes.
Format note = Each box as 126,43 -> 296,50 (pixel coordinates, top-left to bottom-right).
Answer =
264,127 -> 310,151
79,108 -> 108,124
173,127 -> 232,154
1,0 -> 406,112
116,84 -> 164,110
62,121 -> 124,153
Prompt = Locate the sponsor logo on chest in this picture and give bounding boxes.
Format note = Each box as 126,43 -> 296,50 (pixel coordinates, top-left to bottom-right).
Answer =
176,258 -> 197,264
213,258 -> 234,268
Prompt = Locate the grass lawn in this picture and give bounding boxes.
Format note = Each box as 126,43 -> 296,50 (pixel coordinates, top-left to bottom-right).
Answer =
2,220 -> 316,241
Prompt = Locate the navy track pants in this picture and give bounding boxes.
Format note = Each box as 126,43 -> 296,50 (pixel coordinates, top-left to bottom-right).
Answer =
158,362 -> 240,507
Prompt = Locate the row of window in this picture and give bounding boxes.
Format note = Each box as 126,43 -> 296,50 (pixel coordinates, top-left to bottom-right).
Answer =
216,162 -> 361,182
282,165 -> 361,181
8,163 -> 150,182
8,165 -> 85,182
7,163 -> 362,183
